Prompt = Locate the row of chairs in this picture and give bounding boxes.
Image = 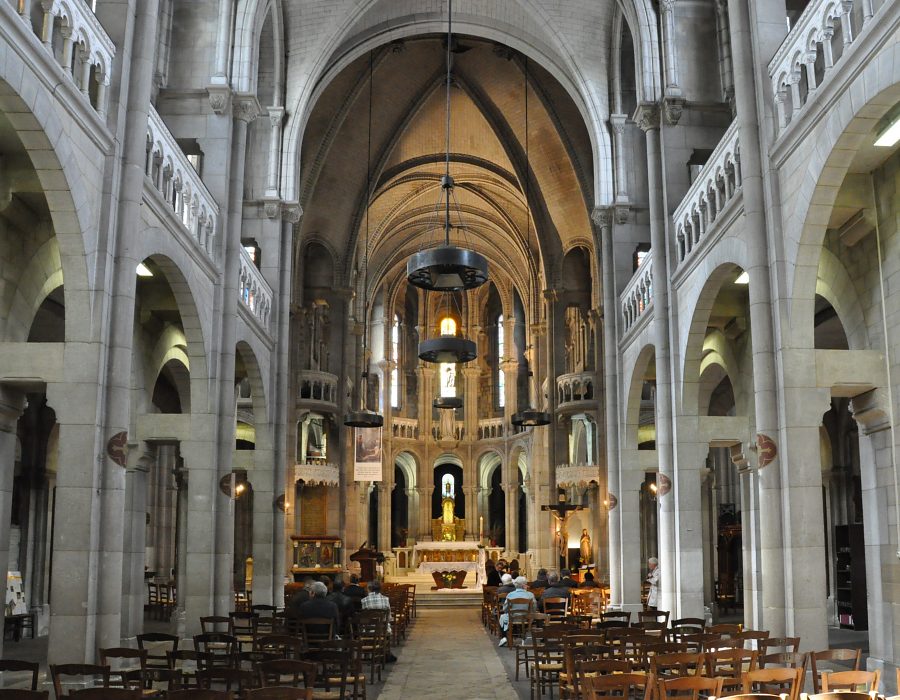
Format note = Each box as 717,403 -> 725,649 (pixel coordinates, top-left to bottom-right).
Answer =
146,583 -> 177,621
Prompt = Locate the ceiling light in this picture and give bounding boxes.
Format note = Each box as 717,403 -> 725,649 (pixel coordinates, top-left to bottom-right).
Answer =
343,409 -> 384,429
405,0 -> 489,292
734,271 -> 749,284
511,408 -> 552,427
433,396 -> 463,410
874,113 -> 900,147
419,336 -> 477,364
136,262 -> 153,277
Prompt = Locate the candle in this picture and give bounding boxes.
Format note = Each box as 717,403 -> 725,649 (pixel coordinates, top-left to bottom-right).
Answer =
479,515 -> 484,541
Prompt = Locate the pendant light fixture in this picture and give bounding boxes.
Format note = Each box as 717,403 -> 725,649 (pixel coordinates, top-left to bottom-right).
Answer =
433,396 -> 463,410
406,0 -> 489,293
512,57 -> 551,429
344,51 -> 384,429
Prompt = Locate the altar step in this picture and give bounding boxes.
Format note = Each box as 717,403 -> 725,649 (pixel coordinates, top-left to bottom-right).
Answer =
385,572 -> 481,608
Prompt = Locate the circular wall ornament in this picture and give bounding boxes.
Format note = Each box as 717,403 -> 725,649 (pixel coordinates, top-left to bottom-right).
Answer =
657,473 -> 672,496
607,493 -> 618,510
107,431 -> 128,468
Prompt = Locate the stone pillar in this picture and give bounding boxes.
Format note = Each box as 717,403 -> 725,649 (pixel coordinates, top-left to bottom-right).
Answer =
635,103 -> 677,615
727,0 -> 788,636
264,107 -> 285,199
417,487 -> 432,541
121,444 -> 154,638
405,488 -> 418,541
0,388 -> 25,659
210,0 -> 235,85
659,0 -> 682,98
504,482 -> 519,554
463,485 -> 477,541
377,483 -> 391,554
250,450 -> 275,606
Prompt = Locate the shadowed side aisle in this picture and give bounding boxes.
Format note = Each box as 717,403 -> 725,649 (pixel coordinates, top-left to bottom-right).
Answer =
375,608 -> 520,700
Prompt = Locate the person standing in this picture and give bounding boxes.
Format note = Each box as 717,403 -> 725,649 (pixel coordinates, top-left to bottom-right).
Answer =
646,557 -> 660,610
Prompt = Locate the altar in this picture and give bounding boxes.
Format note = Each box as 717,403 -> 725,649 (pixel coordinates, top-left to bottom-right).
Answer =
413,541 -> 480,569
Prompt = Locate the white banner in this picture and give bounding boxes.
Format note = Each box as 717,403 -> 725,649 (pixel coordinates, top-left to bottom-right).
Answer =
354,427 -> 383,481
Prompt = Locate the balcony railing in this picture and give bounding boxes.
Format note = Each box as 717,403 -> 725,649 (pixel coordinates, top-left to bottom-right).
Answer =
296,370 -> 339,409
239,247 -> 273,331
146,105 -> 219,258
555,464 -> 601,488
621,250 -> 653,333
672,121 -> 741,265
432,421 -> 464,441
477,418 -> 505,440
392,418 -> 419,440
556,372 -> 597,410
294,461 -> 339,487
13,0 -> 116,118
769,0 -> 876,135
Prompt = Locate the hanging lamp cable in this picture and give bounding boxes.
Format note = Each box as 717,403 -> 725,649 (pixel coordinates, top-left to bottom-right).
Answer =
444,0 -> 453,246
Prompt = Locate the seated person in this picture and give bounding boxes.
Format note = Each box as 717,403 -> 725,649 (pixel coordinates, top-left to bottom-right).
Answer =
529,568 -> 549,589
497,573 -> 515,595
498,577 -> 535,645
343,574 -> 367,609
560,569 -> 579,588
327,578 -> 357,633
286,577 -> 315,615
580,571 -> 600,588
540,572 -> 571,612
296,581 -> 339,638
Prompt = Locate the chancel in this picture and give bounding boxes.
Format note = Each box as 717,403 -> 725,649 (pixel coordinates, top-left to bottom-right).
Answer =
0,0 -> 898,690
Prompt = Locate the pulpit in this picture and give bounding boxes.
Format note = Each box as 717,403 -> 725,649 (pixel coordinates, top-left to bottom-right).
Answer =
349,545 -> 379,581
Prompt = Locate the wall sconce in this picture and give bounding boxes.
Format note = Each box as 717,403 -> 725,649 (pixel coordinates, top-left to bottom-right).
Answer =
219,470 -> 251,499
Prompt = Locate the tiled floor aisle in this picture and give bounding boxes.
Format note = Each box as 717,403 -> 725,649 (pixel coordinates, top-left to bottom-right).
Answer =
376,608 -> 520,700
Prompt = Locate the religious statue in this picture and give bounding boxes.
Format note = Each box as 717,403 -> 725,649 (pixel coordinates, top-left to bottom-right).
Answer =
580,528 -> 592,565
442,483 -> 455,525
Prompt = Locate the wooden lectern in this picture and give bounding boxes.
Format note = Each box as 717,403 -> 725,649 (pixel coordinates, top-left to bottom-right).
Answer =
349,545 -> 379,581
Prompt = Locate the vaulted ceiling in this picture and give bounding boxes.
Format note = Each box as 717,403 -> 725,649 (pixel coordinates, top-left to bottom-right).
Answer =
296,36 -> 595,294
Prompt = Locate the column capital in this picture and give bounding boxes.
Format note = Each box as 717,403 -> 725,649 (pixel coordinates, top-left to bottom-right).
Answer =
267,105 -> 285,127
206,84 -> 232,115
233,92 -> 262,123
633,102 -> 660,132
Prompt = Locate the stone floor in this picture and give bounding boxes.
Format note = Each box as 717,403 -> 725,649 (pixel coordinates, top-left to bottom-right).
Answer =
374,608 -> 522,700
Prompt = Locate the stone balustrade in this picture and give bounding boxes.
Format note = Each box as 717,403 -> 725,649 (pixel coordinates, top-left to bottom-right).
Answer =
15,0 -> 116,118
432,421 -> 465,441
672,121 -> 742,264
769,0 -> 875,135
296,370 -> 339,408
239,246 -> 273,330
294,461 -> 339,487
555,463 -> 601,488
391,418 -> 419,440
146,105 -> 219,257
621,250 -> 654,333
477,418 -> 505,440
556,372 -> 597,409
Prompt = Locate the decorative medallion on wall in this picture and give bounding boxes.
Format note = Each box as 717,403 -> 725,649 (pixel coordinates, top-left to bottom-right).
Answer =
607,493 -> 618,510
106,431 -> 128,467
657,473 -> 672,496
757,433 -> 777,468
274,494 -> 286,512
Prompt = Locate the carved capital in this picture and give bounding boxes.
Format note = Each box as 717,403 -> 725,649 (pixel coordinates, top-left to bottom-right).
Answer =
663,96 -> 685,126
282,202 -> 303,224
233,93 -> 262,123
633,102 -> 660,132
609,113 -> 628,135
206,85 -> 232,115
591,207 -> 612,229
263,198 -> 282,219
660,0 -> 676,12
268,106 -> 285,129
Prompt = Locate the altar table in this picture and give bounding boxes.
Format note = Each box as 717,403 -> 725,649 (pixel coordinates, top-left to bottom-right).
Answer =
416,561 -> 480,576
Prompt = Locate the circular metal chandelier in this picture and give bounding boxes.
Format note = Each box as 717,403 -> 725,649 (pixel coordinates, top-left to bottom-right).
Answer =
433,396 -> 463,410
406,0 -> 488,293
511,407 -> 552,427
343,52 -> 383,429
418,335 -> 477,364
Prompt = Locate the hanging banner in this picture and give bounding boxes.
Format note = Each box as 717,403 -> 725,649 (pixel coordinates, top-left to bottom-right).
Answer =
354,427 -> 383,481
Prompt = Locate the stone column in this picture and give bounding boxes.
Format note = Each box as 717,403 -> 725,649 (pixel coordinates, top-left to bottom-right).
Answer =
659,0 -> 682,98
417,487 -> 432,542
463,485 -> 477,541
377,483 -> 391,554
249,450 -> 275,606
727,0 -> 789,636
592,207 -> 624,606
635,104 -> 677,615
121,444 -> 154,638
405,488 -> 418,541
503,482 -> 519,554
210,0 -> 235,85
264,107 -> 285,199
0,388 -> 25,659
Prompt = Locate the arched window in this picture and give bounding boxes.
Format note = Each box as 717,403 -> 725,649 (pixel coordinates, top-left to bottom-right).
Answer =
497,315 -> 505,409
440,317 -> 457,336
390,314 -> 400,409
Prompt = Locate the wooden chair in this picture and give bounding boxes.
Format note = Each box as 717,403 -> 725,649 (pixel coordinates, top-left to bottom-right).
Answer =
670,617 -> 705,630
808,649 -> 862,693
193,633 -> 239,668
481,586 -> 498,628
742,665 -> 805,700
759,652 -> 807,671
351,611 -> 387,684
802,693 -> 872,700
0,692 -> 48,700
645,642 -> 694,658
820,669 -> 880,693
505,601 -> 536,682
530,627 -> 566,700
99,648 -> 147,690
656,675 -> 723,700
137,632 -> 179,669
50,665 -> 111,700
0,660 -> 40,690
707,624 -> 742,637
306,646 -> 350,700
600,610 -> 631,625
639,610 -> 670,627
200,616 -> 232,634
166,691 -> 233,700
574,660 -> 631,700
758,637 -> 800,656
736,630 -> 771,650
257,659 -> 317,690
543,596 -> 569,619
560,635 -> 613,699
297,618 -> 334,646
649,652 -> 705,678
245,690 -> 312,700
167,650 -> 215,688
704,648 -> 758,696
254,635 -> 307,659
582,672 -> 652,700
197,668 -> 257,696
69,691 -> 139,700
228,612 -> 258,652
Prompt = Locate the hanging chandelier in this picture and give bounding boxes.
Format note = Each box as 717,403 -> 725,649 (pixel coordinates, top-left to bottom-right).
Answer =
433,396 -> 463,410
406,0 -> 488,293
511,59 -> 550,429
344,52 -> 384,429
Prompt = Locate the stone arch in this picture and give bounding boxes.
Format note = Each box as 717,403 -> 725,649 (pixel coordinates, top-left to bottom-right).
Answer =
235,339 -> 271,445
785,54 -> 900,346
614,0 -> 662,104
679,262 -> 748,416
623,344 -> 656,450
815,247 -> 870,351
394,451 -> 418,490
232,0 -> 285,99
3,237 -> 63,342
142,326 -> 191,414
138,252 -> 211,411
281,1 -> 623,212
0,70 -> 96,344
477,450 -> 504,490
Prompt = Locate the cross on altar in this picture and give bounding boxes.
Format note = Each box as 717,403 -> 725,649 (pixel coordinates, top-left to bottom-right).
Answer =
542,495 -> 585,565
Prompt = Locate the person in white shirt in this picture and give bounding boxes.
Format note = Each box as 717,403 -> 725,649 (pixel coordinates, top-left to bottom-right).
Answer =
646,557 -> 660,610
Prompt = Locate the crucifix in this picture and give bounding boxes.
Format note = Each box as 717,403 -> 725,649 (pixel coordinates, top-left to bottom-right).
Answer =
542,493 -> 585,567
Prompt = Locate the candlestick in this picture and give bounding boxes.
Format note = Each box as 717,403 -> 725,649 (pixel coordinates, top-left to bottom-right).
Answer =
479,515 -> 484,542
